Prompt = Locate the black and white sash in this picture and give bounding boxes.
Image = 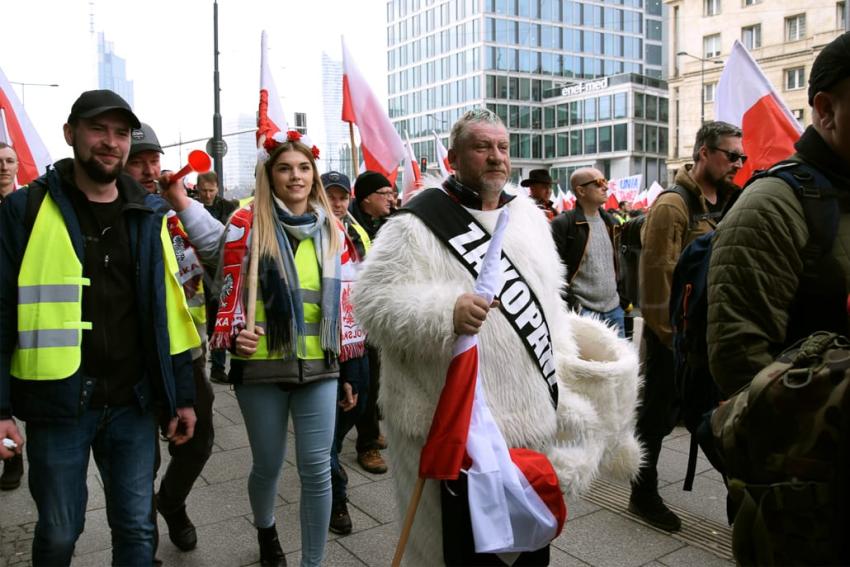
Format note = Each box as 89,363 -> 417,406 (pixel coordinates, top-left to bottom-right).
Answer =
402,188 -> 558,409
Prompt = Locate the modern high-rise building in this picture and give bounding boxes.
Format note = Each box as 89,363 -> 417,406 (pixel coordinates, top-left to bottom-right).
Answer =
321,52 -> 357,177
387,0 -> 670,187
97,32 -> 134,107
665,0 -> 848,176
222,112 -> 259,199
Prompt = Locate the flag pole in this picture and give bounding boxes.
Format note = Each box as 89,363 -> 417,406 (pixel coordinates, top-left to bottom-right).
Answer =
391,477 -> 425,567
349,122 -> 358,178
245,227 -> 260,332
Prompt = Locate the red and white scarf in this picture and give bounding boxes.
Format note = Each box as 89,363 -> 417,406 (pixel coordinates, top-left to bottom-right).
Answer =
166,211 -> 204,300
209,206 -> 253,350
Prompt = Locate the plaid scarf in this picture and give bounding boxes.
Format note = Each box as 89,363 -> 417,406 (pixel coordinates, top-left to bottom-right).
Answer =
210,203 -> 342,358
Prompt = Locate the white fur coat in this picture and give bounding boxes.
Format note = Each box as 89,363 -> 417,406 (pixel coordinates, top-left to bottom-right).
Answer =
352,191 -> 641,566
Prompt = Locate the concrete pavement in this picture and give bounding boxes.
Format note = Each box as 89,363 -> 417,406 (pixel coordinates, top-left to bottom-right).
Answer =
1,382 -> 733,567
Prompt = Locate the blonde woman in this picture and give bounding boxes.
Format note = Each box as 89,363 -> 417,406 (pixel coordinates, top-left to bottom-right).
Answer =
203,131 -> 343,567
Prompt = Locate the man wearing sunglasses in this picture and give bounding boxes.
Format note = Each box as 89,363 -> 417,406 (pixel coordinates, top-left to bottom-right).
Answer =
551,168 -> 625,337
633,120 -> 743,532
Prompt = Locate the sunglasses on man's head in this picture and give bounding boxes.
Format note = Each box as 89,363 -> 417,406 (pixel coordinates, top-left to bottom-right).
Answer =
709,147 -> 748,165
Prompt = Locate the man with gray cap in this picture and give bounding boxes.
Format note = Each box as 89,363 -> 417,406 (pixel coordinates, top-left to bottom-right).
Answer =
0,90 -> 199,566
125,122 -> 216,554
707,32 -> 850,564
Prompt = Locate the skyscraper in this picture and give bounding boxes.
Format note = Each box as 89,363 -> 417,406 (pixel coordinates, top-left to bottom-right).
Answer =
387,0 -> 669,186
97,32 -> 133,107
321,52 -> 356,177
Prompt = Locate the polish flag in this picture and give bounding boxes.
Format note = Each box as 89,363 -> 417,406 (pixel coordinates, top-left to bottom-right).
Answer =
645,181 -> 665,208
401,132 -> 422,201
257,31 -> 289,149
433,130 -> 454,178
418,208 -> 567,554
604,193 -> 619,211
631,189 -> 648,211
716,40 -> 802,186
341,37 -> 405,185
0,66 -> 51,186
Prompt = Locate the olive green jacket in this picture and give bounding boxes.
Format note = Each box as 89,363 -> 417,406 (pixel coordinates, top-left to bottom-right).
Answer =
707,156 -> 850,396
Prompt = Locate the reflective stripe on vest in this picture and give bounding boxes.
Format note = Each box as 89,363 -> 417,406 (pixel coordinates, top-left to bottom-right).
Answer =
350,221 -> 372,254
160,218 -> 203,355
233,237 -> 324,361
11,194 -> 91,380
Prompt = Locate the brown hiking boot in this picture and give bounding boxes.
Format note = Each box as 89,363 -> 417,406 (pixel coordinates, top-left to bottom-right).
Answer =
357,449 -> 387,474
376,434 -> 388,450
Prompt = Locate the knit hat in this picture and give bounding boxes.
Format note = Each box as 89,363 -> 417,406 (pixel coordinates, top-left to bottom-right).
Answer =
354,171 -> 392,202
808,31 -> 850,106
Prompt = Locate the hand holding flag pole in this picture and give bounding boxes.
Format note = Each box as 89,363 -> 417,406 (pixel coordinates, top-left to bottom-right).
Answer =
391,209 -> 510,567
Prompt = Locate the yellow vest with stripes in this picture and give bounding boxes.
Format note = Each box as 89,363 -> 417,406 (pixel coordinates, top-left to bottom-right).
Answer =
11,194 -> 201,380
234,237 -> 324,361
350,220 -> 372,254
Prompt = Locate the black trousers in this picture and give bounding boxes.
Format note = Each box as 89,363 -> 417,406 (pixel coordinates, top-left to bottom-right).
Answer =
155,355 -> 215,513
355,345 -> 382,452
441,475 -> 551,566
632,327 -> 678,494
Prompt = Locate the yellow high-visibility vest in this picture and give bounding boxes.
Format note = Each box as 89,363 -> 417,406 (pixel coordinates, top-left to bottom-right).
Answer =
350,221 -> 372,254
11,194 -> 200,380
234,237 -> 324,361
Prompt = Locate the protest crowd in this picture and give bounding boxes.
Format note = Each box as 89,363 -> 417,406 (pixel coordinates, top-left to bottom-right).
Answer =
1,26 -> 850,567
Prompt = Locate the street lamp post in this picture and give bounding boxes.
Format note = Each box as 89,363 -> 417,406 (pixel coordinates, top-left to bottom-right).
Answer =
8,81 -> 59,108
676,51 -> 723,124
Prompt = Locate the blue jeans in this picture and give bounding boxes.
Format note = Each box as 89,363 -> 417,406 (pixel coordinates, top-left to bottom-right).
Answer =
581,305 -> 626,338
330,355 -> 370,504
26,406 -> 157,567
235,379 -> 336,567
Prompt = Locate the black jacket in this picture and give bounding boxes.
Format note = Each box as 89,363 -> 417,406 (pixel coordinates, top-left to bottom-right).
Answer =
204,196 -> 238,225
551,205 -> 623,307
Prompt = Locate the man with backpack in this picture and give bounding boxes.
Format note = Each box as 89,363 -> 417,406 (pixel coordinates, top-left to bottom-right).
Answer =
707,33 -> 850,565
632,121 -> 743,531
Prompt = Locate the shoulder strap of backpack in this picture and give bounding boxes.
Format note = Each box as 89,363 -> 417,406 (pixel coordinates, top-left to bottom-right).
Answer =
662,184 -> 719,229
748,161 -> 840,266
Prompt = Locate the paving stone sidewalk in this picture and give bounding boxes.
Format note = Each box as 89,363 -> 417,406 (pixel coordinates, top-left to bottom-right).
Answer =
1,383 -> 733,567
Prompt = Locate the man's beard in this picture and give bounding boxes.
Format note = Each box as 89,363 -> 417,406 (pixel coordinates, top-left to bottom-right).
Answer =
74,146 -> 123,184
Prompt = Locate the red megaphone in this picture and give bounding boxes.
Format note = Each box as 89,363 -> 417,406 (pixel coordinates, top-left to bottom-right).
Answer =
171,150 -> 212,184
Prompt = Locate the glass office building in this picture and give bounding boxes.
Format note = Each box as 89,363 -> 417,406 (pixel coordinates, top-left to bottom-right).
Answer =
387,0 -> 668,186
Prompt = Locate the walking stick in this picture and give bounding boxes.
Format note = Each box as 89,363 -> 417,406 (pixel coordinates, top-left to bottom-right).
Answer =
391,477 -> 426,567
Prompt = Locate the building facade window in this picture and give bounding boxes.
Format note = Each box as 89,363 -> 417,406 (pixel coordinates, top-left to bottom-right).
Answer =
743,0 -> 762,5
838,2 -> 847,29
703,82 -> 717,103
704,34 -> 721,58
785,67 -> 806,90
785,14 -> 806,41
792,108 -> 805,124
704,0 -> 721,16
742,24 -> 762,49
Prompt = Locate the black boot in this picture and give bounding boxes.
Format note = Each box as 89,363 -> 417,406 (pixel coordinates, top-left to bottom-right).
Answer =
0,453 -> 23,491
628,435 -> 681,532
257,525 -> 286,567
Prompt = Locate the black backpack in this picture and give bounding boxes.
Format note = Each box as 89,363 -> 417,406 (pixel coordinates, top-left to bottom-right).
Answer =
669,160 -> 842,491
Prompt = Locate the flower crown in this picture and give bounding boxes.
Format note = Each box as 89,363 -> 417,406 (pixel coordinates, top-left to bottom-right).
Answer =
259,130 -> 320,161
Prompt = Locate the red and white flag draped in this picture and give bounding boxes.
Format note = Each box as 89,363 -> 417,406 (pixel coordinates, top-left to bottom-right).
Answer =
433,130 -> 454,178
341,37 -> 405,185
0,66 -> 51,186
418,208 -> 566,555
401,132 -> 421,202
257,31 -> 289,150
716,40 -> 802,186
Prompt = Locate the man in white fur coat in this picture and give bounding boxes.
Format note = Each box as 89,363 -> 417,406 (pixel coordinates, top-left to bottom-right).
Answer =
352,109 -> 641,566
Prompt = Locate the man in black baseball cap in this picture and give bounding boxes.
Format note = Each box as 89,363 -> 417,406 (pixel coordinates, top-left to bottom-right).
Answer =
705,31 -> 850,564
68,89 -> 141,128
126,123 -> 164,193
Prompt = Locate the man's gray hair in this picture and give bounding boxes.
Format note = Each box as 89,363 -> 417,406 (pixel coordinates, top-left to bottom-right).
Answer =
692,120 -> 743,162
449,108 -> 504,150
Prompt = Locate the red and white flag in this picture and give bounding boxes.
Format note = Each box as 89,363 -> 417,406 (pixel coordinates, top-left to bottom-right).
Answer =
716,40 -> 802,186
433,130 -> 454,178
341,37 -> 405,185
418,208 -> 567,555
257,31 -> 288,150
604,193 -> 619,211
0,66 -> 51,186
401,132 -> 421,201
645,181 -> 665,208
631,189 -> 648,211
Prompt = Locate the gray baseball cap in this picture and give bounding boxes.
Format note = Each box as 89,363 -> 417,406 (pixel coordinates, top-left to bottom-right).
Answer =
130,123 -> 163,156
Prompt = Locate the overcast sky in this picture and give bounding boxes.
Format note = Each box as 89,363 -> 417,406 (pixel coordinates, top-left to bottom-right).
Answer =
1,0 -> 386,172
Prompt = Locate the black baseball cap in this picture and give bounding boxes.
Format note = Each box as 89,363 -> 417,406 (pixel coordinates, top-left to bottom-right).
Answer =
808,32 -> 850,106
68,89 -> 141,128
321,171 -> 351,194
130,123 -> 163,156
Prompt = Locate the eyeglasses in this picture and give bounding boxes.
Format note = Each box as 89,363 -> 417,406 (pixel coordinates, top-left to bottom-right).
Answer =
374,189 -> 396,198
578,178 -> 608,189
709,147 -> 748,164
